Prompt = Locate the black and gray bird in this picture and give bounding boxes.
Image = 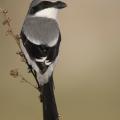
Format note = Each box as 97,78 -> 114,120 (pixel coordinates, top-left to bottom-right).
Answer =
20,0 -> 67,120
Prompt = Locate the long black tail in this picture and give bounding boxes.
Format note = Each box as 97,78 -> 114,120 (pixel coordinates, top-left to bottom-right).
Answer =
39,75 -> 59,120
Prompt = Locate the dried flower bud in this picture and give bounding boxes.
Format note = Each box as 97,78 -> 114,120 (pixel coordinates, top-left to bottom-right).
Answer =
3,9 -> 8,14
16,34 -> 21,40
7,29 -> 12,33
2,20 -> 8,25
10,69 -> 19,78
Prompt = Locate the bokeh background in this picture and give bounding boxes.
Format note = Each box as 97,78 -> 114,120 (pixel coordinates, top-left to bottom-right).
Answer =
0,0 -> 120,120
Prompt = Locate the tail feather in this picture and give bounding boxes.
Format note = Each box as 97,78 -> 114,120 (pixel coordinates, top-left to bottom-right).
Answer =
40,75 -> 59,120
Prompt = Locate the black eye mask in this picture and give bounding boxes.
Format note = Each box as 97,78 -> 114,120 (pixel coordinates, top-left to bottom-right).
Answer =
29,1 -> 54,15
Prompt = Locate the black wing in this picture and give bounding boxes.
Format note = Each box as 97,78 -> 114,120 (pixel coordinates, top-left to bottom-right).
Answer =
20,31 -> 61,74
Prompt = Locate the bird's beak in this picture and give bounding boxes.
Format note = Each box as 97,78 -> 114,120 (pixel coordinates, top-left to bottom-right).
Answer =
55,1 -> 67,9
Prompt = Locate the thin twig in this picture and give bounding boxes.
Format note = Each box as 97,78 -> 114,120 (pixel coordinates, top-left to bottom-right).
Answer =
19,74 -> 38,89
10,69 -> 38,90
0,8 -> 21,48
0,7 -> 40,89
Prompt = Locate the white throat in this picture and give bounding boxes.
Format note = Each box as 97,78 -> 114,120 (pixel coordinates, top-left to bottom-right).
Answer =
34,8 -> 58,19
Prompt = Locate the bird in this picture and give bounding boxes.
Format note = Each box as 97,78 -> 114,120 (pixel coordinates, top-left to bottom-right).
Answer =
20,0 -> 67,120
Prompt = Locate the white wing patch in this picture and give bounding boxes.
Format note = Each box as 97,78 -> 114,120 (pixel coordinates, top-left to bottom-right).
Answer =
45,60 -> 52,66
35,57 -> 52,66
35,57 -> 47,62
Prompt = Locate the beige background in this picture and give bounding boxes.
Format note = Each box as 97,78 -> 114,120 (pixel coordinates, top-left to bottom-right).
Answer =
0,0 -> 120,120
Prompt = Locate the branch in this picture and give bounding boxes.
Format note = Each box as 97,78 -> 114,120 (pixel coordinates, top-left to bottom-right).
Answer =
0,8 -> 25,63
10,69 -> 37,90
0,8 -> 21,48
0,7 -> 40,89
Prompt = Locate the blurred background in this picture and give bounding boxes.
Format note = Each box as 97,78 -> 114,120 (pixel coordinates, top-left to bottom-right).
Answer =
0,0 -> 120,120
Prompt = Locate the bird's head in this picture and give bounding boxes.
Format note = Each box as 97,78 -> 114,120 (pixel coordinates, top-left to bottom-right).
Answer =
28,0 -> 67,19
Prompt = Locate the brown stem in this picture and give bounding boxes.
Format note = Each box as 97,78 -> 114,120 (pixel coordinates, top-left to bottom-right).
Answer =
0,7 -> 41,90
